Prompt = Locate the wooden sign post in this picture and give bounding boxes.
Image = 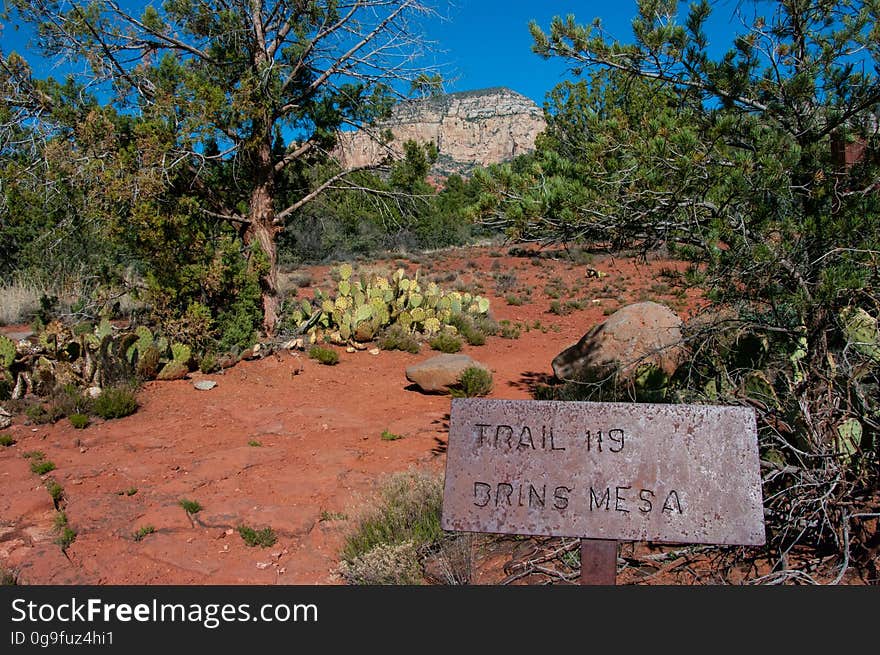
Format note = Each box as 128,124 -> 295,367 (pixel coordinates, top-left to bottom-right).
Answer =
441,399 -> 766,585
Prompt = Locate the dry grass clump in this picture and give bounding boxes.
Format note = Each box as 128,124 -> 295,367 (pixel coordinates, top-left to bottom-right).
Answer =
0,281 -> 41,325
339,470 -> 444,585
338,541 -> 422,585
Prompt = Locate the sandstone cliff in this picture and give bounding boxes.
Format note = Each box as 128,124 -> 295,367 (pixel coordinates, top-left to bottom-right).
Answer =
336,87 -> 546,176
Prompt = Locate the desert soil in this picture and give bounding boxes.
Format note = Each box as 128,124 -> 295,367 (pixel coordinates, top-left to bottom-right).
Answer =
1,245 -> 715,584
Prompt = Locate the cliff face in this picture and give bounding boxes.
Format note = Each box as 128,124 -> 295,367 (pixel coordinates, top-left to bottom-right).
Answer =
336,87 -> 546,175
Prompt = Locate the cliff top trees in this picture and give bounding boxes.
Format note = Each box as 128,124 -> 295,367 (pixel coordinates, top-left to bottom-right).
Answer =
12,0 -> 440,333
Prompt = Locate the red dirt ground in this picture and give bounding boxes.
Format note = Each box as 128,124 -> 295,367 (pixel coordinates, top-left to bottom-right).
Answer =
0,245 -> 734,585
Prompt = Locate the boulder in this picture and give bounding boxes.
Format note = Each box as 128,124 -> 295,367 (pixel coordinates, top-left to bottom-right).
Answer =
405,354 -> 490,394
552,301 -> 683,384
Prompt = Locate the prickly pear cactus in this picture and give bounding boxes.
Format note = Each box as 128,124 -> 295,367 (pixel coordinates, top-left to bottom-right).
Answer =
0,335 -> 15,373
840,306 -> 880,363
287,264 -> 493,348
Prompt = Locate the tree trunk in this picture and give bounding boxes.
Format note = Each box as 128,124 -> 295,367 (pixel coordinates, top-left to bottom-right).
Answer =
245,160 -> 281,336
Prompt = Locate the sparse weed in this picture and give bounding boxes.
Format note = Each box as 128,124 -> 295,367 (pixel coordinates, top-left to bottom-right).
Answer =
499,320 -> 521,340
381,429 -> 404,441
28,452 -> 56,475
69,413 -> 90,429
429,332 -> 462,354
341,470 -> 443,576
238,525 -> 277,548
54,512 -> 76,549
451,366 -> 493,398
93,385 -> 138,419
320,510 -> 348,521
376,325 -> 420,354
133,526 -> 155,541
494,272 -> 518,294
25,403 -> 62,425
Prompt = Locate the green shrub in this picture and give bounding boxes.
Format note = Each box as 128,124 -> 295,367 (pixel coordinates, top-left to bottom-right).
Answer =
46,479 -> 64,505
30,457 -> 56,475
429,332 -> 462,354
448,314 -> 488,346
69,413 -> 90,429
54,512 -> 76,550
92,385 -> 138,419
341,471 -> 443,578
451,367 -> 493,398
179,499 -> 202,514
50,383 -> 91,417
376,325 -> 420,354
238,525 -> 277,548
199,353 -> 219,374
308,345 -> 339,366
25,403 -> 62,425
0,434 -> 15,447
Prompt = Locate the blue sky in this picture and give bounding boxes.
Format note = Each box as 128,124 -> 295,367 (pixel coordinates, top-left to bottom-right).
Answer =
424,0 -> 746,104
2,1 -> 748,106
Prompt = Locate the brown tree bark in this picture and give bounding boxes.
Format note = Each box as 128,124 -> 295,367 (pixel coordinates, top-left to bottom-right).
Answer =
244,128 -> 281,336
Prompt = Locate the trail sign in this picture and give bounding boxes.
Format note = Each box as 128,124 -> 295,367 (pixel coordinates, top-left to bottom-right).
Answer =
441,399 -> 765,547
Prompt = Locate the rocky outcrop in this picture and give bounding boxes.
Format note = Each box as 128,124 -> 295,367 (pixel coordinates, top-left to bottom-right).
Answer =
552,302 -> 684,385
336,87 -> 546,176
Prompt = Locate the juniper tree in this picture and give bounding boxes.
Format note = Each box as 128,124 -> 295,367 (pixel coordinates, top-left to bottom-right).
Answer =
473,0 -> 880,566
11,0 -> 440,333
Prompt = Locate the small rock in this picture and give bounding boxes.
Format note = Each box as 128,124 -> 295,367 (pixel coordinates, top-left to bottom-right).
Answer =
193,380 -> 217,391
405,354 -> 491,393
256,561 -> 271,570
351,341 -> 367,351
369,348 -> 380,356
252,343 -> 262,356
346,346 -> 356,353
225,528 -> 234,536
86,386 -> 102,399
